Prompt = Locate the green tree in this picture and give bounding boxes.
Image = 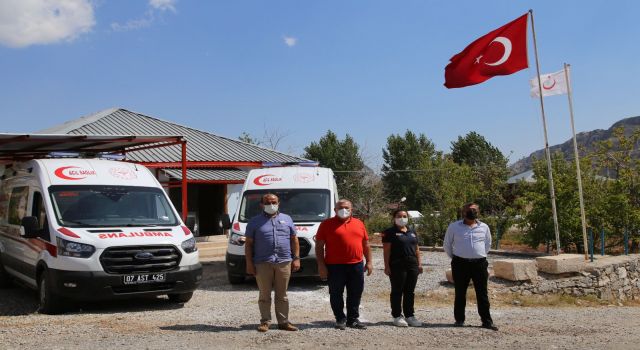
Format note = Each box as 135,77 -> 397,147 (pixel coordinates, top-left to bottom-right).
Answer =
587,126 -> 640,239
303,130 -> 369,214
415,155 -> 480,245
381,131 -> 437,210
451,131 -> 508,167
450,132 -> 510,214
520,154 -> 606,252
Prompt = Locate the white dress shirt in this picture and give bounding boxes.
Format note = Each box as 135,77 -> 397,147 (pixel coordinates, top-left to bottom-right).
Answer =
443,219 -> 492,259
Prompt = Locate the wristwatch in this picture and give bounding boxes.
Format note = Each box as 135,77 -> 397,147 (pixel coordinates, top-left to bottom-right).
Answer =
292,255 -> 300,260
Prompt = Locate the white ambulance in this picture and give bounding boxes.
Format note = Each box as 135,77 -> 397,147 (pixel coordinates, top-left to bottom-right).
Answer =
225,165 -> 338,284
0,158 -> 202,314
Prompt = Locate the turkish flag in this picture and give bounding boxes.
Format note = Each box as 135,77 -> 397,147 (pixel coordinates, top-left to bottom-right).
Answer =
444,14 -> 529,88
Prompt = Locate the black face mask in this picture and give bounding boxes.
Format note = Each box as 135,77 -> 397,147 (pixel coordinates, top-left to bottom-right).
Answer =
465,210 -> 478,220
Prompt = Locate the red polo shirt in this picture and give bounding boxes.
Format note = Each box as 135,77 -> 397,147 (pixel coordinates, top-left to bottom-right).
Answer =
316,216 -> 369,264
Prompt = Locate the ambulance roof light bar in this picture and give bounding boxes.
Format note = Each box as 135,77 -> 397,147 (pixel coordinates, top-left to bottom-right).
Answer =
47,151 -> 81,158
46,152 -> 126,161
261,161 -> 320,168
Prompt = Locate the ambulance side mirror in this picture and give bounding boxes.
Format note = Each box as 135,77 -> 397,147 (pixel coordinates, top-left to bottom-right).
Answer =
219,214 -> 231,230
21,216 -> 40,238
185,216 -> 196,232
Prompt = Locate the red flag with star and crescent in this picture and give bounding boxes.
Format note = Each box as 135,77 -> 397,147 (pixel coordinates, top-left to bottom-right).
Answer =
444,13 -> 529,88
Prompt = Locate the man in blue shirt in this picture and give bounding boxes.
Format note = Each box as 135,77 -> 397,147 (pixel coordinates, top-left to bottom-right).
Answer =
443,202 -> 498,331
245,193 -> 300,332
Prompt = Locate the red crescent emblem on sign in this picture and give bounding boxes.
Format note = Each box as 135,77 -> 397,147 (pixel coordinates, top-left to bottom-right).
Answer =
542,77 -> 556,90
54,166 -> 86,180
253,174 -> 274,186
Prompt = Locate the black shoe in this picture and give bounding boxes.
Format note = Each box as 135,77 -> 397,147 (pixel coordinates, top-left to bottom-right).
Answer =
454,321 -> 465,327
335,319 -> 347,330
481,323 -> 498,331
346,319 -> 367,329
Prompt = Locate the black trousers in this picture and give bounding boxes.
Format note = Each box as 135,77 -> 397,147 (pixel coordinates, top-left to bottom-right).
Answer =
451,256 -> 492,325
327,262 -> 365,323
389,257 -> 419,318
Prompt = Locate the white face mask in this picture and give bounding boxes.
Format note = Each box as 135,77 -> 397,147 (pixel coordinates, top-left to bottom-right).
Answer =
395,217 -> 409,227
264,204 -> 279,215
337,208 -> 351,219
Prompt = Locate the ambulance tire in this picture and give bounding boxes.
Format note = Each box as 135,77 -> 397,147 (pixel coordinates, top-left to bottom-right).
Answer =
167,292 -> 193,303
228,273 -> 245,285
38,269 -> 67,314
0,256 -> 12,288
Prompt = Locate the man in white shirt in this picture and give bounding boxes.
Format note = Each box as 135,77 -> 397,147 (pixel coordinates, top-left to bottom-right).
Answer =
443,202 -> 497,331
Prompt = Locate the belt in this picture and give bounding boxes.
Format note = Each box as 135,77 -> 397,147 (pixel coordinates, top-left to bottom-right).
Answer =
453,255 -> 486,263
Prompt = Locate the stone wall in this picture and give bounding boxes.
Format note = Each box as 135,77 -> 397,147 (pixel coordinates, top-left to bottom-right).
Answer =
507,255 -> 640,302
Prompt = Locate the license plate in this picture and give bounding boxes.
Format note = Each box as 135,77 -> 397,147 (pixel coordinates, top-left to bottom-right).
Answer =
123,273 -> 166,285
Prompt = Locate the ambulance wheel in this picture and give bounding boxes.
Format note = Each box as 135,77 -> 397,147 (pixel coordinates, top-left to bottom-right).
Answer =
38,269 -> 66,314
228,273 -> 245,285
168,292 -> 193,303
0,257 -> 12,288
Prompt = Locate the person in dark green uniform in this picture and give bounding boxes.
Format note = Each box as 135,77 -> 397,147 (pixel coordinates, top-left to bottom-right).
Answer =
382,209 -> 423,327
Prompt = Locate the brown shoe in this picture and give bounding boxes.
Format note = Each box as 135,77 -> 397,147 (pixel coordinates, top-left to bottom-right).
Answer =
257,322 -> 270,332
277,322 -> 298,331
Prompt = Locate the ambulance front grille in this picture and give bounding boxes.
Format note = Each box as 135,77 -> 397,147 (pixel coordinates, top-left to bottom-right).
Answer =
100,245 -> 181,274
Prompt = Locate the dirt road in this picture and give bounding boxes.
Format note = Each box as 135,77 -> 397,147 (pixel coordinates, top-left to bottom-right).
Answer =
1,250 -> 639,349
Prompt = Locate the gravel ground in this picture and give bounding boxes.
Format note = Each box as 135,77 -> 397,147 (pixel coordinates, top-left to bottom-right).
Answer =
1,249 -> 640,350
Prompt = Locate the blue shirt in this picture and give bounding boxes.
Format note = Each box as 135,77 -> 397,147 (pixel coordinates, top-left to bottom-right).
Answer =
245,212 -> 297,264
443,220 -> 492,259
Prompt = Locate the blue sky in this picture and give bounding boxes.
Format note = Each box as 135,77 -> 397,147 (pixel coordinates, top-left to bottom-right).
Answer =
1,0 -> 639,170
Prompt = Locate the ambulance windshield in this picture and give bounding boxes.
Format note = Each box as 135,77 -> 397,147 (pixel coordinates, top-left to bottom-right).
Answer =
238,189 -> 331,223
49,185 -> 179,227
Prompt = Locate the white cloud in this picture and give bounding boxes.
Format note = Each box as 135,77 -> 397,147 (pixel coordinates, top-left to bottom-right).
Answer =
149,0 -> 177,12
111,16 -> 153,32
283,36 -> 297,47
0,0 -> 95,48
110,0 -> 177,32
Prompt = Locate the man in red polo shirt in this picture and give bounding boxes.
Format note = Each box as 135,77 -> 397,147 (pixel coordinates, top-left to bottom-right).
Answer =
316,199 -> 373,330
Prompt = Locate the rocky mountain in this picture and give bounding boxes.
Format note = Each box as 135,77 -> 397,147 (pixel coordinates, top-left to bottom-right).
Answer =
509,116 -> 640,174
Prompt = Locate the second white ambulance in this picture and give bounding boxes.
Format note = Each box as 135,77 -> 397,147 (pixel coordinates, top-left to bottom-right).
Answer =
225,165 -> 338,283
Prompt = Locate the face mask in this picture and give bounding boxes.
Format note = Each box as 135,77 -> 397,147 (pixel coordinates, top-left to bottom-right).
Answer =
465,210 -> 478,220
337,208 -> 351,219
395,217 -> 409,227
264,204 -> 279,215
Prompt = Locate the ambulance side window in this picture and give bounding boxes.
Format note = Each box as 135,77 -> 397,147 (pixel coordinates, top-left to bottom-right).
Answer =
8,186 -> 29,225
32,191 -> 50,240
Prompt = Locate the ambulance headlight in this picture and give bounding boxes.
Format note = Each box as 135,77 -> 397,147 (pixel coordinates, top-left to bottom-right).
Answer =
181,237 -> 197,253
57,237 -> 95,258
229,232 -> 246,246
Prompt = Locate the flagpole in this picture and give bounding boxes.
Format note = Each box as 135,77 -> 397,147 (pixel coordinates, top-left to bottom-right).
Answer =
564,63 -> 589,260
529,9 -> 562,255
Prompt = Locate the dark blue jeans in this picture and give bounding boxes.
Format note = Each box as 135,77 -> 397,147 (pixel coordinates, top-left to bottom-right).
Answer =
327,262 -> 364,323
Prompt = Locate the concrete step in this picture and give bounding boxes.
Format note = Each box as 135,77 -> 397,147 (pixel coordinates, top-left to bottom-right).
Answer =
199,246 -> 227,255
196,236 -> 229,260
196,235 -> 228,243
197,241 -> 227,249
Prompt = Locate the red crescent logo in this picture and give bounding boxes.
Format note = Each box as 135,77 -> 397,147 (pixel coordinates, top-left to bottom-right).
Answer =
253,174 -> 275,186
55,166 -> 85,180
542,77 -> 556,90
54,166 -> 96,180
